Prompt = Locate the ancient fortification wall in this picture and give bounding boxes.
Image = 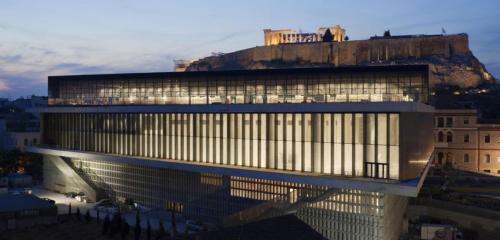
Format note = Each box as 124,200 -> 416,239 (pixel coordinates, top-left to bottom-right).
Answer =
188,34 -> 493,88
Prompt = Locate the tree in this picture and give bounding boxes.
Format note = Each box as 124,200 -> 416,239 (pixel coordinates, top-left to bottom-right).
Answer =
156,220 -> 166,240
134,210 -> 141,240
109,213 -> 121,237
171,210 -> 177,238
147,219 -> 151,240
344,36 -> 349,41
85,209 -> 91,223
76,207 -> 81,221
322,29 -> 333,42
183,226 -> 189,240
121,220 -> 130,240
102,214 -> 111,236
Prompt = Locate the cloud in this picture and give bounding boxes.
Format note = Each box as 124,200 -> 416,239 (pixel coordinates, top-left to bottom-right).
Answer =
0,80 -> 10,92
0,54 -> 23,63
49,63 -> 117,75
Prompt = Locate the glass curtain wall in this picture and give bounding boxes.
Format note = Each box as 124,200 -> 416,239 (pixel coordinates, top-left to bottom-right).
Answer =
49,70 -> 427,106
43,112 -> 400,180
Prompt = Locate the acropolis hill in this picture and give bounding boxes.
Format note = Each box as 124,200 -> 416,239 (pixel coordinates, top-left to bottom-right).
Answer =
187,34 -> 494,88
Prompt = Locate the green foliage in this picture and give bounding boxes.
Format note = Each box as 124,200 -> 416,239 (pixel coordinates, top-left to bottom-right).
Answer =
0,150 -> 42,180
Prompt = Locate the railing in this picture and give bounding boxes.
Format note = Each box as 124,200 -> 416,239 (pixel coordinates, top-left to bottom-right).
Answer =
223,187 -> 340,227
364,162 -> 388,179
48,93 -> 422,106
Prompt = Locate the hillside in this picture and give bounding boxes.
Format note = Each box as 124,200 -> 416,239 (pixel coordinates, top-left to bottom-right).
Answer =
187,34 -> 495,88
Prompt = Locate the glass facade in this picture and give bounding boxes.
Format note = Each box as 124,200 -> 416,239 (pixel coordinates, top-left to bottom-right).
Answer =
36,65 -> 434,240
48,66 -> 429,106
44,156 -> 405,240
42,112 -> 400,180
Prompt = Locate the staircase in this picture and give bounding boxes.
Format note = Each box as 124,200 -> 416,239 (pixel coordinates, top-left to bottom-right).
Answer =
60,157 -> 113,202
223,187 -> 340,227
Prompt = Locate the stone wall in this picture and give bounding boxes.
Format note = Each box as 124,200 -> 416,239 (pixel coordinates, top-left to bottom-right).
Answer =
188,34 -> 494,88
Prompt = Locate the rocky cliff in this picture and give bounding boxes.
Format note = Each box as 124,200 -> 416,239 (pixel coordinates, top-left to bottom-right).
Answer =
187,34 -> 494,88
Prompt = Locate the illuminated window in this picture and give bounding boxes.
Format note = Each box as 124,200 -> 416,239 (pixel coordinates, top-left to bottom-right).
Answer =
485,154 -> 491,163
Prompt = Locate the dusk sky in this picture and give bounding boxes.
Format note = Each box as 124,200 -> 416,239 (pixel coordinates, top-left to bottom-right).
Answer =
0,0 -> 499,99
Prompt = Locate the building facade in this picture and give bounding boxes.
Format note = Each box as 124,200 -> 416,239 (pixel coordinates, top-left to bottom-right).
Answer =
434,109 -> 500,176
264,25 -> 346,46
29,65 -> 434,240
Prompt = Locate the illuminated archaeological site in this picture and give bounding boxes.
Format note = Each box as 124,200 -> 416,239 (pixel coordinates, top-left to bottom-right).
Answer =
28,64 -> 434,240
263,25 -> 346,46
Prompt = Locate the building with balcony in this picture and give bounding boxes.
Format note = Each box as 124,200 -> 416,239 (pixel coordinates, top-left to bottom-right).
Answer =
29,65 -> 434,240
433,109 -> 500,176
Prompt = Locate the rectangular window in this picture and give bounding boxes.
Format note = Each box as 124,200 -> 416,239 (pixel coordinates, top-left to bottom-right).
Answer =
464,134 -> 469,143
437,117 -> 444,128
463,154 -> 469,163
463,118 -> 469,125
445,117 -> 453,127
485,134 -> 491,143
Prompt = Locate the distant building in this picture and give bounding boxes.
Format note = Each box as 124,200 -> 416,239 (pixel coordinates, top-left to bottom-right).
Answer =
0,194 -> 57,230
434,109 -> 500,176
0,117 -> 40,152
263,25 -> 346,46
7,173 -> 33,188
10,96 -> 48,109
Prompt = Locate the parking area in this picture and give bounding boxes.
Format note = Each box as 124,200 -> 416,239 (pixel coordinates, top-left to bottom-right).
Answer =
31,186 -> 190,232
31,186 -> 96,216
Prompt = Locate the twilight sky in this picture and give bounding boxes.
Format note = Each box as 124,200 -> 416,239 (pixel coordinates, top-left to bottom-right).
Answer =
0,0 -> 499,99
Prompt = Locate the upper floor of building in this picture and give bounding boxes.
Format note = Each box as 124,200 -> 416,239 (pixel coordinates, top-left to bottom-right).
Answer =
48,65 -> 430,107
434,109 -> 500,149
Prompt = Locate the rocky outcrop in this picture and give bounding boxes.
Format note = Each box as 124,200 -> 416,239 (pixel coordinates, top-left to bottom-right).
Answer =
187,34 -> 494,88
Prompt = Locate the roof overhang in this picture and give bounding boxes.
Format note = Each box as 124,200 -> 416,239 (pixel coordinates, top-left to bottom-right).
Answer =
28,146 -> 431,197
34,102 -> 434,114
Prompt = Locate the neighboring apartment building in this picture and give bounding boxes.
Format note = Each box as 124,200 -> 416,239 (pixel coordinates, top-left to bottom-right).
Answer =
263,25 -> 346,46
0,117 -> 40,152
434,109 -> 500,176
28,65 -> 434,240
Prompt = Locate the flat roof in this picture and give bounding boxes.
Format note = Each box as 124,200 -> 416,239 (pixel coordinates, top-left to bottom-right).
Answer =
0,194 -> 54,213
28,146 -> 430,197
48,64 -> 429,81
